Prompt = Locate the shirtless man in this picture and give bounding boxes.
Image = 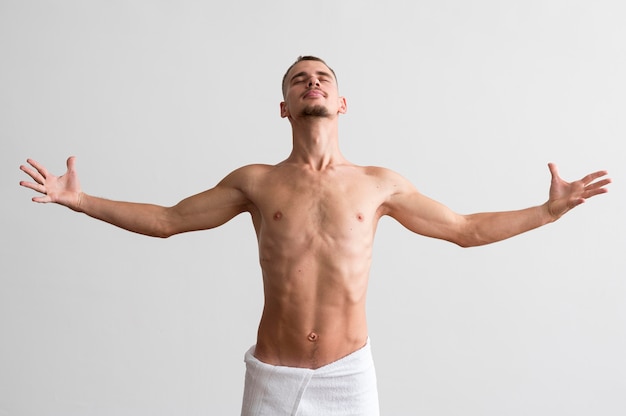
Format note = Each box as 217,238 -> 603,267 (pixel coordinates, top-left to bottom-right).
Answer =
20,56 -> 611,415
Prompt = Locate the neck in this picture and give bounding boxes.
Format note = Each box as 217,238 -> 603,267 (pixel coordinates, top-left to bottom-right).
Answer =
286,117 -> 346,170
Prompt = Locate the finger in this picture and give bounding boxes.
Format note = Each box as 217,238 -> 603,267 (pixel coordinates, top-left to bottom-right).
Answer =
581,170 -> 609,185
585,178 -> 612,191
66,155 -> 77,171
32,195 -> 52,204
19,180 -> 47,194
26,158 -> 50,180
20,164 -> 45,184
547,162 -> 560,179
583,187 -> 609,199
19,180 -> 38,191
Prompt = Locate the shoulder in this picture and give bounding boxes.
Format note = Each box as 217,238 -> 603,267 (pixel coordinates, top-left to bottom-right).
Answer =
358,166 -> 425,214
228,163 -> 275,175
360,165 -> 416,191
352,166 -> 420,215
217,163 -> 274,185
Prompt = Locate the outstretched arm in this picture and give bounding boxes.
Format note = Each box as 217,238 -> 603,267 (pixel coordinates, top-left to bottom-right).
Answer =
19,157 -> 251,238
383,163 -> 611,248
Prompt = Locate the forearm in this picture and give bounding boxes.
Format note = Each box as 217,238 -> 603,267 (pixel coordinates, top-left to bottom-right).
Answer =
76,193 -> 173,238
459,203 -> 555,247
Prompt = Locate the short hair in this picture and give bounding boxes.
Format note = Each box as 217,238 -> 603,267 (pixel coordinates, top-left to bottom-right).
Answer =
281,56 -> 338,98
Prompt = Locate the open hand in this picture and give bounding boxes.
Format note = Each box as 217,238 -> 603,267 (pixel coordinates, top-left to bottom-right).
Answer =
19,156 -> 83,211
546,163 -> 611,220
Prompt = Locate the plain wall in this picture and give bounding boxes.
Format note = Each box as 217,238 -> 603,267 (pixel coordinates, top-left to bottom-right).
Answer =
2,0 -> 625,415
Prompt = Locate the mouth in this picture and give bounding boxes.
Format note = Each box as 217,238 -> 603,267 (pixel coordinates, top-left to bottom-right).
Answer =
302,89 -> 325,99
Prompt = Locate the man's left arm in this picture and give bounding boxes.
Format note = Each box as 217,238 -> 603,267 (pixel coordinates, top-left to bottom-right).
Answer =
383,163 -> 611,248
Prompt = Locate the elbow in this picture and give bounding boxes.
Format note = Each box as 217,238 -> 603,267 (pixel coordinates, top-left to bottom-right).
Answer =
456,241 -> 488,249
140,226 -> 174,239
454,240 -> 472,248
453,238 -> 476,248
454,239 -> 486,249
451,229 -> 488,248
153,213 -> 179,238
454,233 -> 496,248
451,216 -> 489,248
155,223 -> 178,239
156,231 -> 174,239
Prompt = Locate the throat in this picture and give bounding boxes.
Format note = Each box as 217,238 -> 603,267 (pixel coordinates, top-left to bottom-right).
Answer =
288,145 -> 346,172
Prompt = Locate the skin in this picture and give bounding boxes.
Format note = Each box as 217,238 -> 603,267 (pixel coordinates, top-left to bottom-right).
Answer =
20,59 -> 611,369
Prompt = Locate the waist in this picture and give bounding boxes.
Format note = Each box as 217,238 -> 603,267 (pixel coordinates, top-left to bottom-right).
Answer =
251,335 -> 371,370
254,311 -> 368,369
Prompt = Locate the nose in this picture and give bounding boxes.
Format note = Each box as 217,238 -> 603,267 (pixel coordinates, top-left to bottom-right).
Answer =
307,77 -> 320,88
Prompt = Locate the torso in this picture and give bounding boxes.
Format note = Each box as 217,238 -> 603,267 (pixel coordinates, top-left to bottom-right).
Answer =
240,162 -> 393,368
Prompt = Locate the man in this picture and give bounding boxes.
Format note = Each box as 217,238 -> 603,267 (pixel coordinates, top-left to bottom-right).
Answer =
20,56 -> 610,415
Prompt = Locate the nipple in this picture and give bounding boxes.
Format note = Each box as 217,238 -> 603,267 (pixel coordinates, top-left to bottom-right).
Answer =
356,213 -> 364,222
273,211 -> 283,221
307,332 -> 319,342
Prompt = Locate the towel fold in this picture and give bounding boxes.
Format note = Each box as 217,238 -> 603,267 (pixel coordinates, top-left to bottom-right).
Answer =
241,340 -> 379,416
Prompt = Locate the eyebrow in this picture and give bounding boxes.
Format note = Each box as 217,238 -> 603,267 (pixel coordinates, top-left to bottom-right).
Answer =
290,70 -> 334,83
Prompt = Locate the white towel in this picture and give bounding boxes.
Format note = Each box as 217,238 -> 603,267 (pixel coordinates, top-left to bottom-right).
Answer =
241,340 -> 379,416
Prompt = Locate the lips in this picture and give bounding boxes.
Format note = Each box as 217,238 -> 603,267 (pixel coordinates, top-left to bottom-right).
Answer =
303,89 -> 325,99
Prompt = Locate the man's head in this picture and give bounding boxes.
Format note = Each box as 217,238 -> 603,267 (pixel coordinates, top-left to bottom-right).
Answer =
280,56 -> 346,120
281,56 -> 338,99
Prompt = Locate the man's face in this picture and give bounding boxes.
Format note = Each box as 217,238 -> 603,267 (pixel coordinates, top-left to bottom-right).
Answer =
280,60 -> 346,120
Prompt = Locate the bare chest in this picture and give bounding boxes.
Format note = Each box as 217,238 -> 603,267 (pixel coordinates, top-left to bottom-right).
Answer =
252,172 -> 384,237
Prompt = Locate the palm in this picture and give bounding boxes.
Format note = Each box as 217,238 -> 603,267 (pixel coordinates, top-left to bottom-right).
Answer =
546,163 -> 610,219
20,157 -> 82,208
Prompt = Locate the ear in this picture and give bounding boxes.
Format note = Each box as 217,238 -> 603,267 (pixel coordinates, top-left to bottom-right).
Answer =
280,101 -> 289,118
338,97 -> 347,114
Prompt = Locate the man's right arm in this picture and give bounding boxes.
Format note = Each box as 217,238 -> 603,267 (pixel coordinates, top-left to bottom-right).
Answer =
19,156 -> 251,238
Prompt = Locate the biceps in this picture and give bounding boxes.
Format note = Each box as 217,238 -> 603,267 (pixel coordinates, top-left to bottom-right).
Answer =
386,192 -> 466,242
166,186 -> 250,235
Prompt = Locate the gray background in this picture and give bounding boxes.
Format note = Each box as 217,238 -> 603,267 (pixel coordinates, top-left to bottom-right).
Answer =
2,0 -> 625,415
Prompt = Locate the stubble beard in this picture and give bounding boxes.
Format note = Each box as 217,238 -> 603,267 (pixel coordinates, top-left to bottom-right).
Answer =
300,105 -> 330,118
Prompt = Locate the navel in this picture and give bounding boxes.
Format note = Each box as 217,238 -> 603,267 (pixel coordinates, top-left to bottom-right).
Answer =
273,211 -> 283,221
307,332 -> 319,342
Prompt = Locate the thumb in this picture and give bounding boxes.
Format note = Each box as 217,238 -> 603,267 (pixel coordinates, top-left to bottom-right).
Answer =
547,162 -> 559,180
66,155 -> 77,172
